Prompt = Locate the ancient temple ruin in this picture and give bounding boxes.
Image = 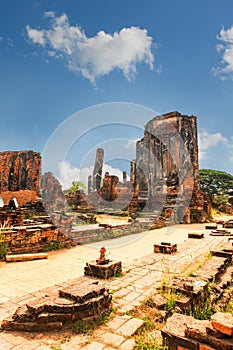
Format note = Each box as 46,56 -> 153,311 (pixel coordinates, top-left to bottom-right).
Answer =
0,151 -> 74,253
0,150 -> 41,205
131,111 -> 211,223
87,111 -> 211,223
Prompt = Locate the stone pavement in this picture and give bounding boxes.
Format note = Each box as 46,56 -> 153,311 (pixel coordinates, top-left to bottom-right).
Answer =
0,224 -> 231,349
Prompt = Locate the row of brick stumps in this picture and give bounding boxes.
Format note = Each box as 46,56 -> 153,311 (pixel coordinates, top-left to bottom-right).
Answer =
163,312 -> 233,350
161,242 -> 233,349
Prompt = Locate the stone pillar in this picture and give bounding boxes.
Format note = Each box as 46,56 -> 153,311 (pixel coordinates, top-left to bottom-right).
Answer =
93,148 -> 104,191
88,175 -> 92,194
130,160 -> 136,184
123,171 -> 127,183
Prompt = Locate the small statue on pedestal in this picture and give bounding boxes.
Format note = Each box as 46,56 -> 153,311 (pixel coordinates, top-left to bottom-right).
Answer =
96,246 -> 109,265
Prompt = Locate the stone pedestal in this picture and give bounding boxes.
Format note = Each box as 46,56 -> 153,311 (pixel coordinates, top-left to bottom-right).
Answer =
205,224 -> 217,230
154,242 -> 177,254
84,260 -> 122,279
188,232 -> 204,239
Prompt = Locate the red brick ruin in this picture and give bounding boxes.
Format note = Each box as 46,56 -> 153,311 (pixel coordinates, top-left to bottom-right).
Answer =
0,111 -> 212,244
0,150 -> 41,206
0,151 -> 74,253
133,111 -> 212,223
87,111 -> 212,223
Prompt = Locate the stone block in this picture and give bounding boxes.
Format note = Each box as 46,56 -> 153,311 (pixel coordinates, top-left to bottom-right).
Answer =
188,232 -> 204,239
150,294 -> 168,309
1,277 -> 112,332
211,312 -> 233,336
5,253 -> 48,262
97,331 -> 125,347
205,225 -> 217,230
59,281 -> 107,303
154,242 -> 177,254
162,314 -> 199,350
119,339 -> 135,350
199,344 -> 217,350
117,317 -> 144,337
84,260 -> 122,279
81,342 -> 104,350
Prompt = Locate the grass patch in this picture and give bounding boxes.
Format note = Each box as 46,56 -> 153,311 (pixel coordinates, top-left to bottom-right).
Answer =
72,309 -> 114,335
0,223 -> 9,260
134,336 -> 167,350
190,298 -> 216,320
164,295 -> 176,312
115,270 -> 124,277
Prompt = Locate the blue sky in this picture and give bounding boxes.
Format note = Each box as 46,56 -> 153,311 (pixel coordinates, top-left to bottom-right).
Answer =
1,0 -> 233,187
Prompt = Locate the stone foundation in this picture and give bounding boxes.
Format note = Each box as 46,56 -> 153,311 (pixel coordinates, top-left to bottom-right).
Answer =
0,209 -> 24,226
1,277 -> 112,331
154,242 -> 177,254
162,312 -> 233,350
0,190 -> 40,207
84,260 -> 122,279
1,223 -> 75,255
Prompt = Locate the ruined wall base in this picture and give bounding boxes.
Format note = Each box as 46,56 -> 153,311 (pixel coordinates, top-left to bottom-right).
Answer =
0,190 -> 40,207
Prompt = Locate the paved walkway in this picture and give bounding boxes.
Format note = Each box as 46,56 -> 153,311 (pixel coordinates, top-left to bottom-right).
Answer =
0,223 -> 231,349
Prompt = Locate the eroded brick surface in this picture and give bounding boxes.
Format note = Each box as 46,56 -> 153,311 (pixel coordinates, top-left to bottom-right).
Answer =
211,312 -> 233,336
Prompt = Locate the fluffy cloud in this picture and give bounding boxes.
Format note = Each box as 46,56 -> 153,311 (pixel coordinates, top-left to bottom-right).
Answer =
198,129 -> 231,163
123,138 -> 139,152
198,130 -> 228,159
58,160 -> 127,190
199,130 -> 228,152
0,36 -> 3,42
214,26 -> 233,79
26,11 -> 155,84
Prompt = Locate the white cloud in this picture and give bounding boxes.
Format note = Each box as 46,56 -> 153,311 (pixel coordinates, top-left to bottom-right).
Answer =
58,160 -> 127,190
214,25 -> 233,79
26,12 -> 155,84
58,160 -> 92,190
198,130 -> 233,171
198,130 -> 228,151
102,164 -> 127,182
7,38 -> 14,48
43,10 -> 56,19
0,36 -> 3,42
123,138 -> 139,152
199,149 -> 206,160
26,26 -> 46,46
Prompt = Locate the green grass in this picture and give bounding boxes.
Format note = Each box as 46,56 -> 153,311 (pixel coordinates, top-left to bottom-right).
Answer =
0,226 -> 9,260
164,295 -> 176,312
72,309 -> 113,335
141,317 -> 156,331
72,320 -> 92,335
115,270 -> 123,277
134,336 -> 167,350
190,299 -> 216,320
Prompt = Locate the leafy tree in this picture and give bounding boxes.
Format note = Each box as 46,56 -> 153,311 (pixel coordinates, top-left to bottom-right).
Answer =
68,180 -> 87,193
199,169 -> 233,196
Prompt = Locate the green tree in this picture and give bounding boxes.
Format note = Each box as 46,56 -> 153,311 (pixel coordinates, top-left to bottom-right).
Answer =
199,169 -> 233,196
68,180 -> 87,193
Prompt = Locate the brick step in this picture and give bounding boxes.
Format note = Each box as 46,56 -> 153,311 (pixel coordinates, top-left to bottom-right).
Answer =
1,277 -> 112,332
1,320 -> 63,332
195,256 -> 229,282
215,266 -> 233,290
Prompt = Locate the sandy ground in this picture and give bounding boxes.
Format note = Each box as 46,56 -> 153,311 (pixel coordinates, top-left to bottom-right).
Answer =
0,212 -> 232,301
